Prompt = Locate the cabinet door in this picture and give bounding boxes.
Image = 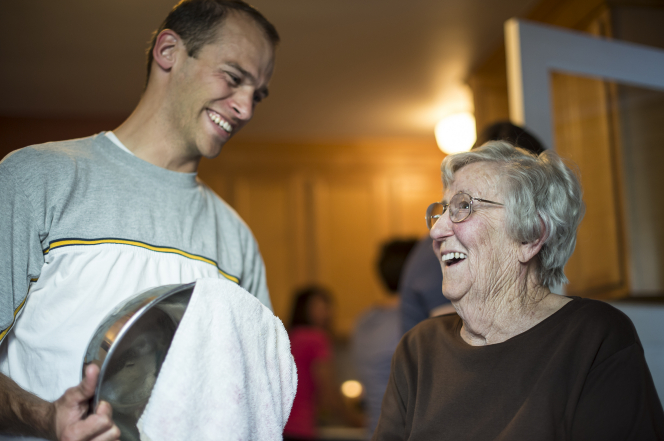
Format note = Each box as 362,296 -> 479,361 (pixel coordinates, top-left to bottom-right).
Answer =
550,73 -> 627,298
505,19 -> 664,298
199,141 -> 445,336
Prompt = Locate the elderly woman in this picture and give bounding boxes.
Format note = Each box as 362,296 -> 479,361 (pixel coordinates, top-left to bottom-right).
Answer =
373,141 -> 664,440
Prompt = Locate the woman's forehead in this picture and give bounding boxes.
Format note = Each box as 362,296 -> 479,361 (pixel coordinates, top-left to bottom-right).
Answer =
445,162 -> 503,199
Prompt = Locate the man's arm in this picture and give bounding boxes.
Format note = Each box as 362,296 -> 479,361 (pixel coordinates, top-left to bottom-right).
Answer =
0,150 -> 119,440
0,372 -> 52,438
0,150 -> 50,346
0,364 -> 120,440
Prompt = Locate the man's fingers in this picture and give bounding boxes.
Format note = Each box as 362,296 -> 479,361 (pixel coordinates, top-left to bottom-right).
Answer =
59,364 -> 99,408
92,427 -> 122,441
53,364 -> 110,439
88,402 -> 119,441
80,364 -> 100,398
95,401 -> 112,418
62,364 -> 98,406
60,412 -> 119,441
91,425 -> 122,441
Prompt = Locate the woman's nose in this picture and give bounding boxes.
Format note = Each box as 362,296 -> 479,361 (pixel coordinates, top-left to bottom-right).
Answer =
430,208 -> 453,241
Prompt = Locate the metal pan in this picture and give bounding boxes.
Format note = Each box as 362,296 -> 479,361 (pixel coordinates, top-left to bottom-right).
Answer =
82,282 -> 195,441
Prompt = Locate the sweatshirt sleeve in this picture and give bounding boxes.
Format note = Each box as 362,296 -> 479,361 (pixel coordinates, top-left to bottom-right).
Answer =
0,151 -> 46,343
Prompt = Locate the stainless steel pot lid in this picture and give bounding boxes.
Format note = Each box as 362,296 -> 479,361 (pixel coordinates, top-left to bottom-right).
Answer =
82,282 -> 195,441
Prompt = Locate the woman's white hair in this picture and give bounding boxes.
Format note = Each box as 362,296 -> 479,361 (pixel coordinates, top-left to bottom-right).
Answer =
441,140 -> 585,288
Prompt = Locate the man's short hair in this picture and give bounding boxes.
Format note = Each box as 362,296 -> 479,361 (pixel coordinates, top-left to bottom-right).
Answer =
145,0 -> 280,82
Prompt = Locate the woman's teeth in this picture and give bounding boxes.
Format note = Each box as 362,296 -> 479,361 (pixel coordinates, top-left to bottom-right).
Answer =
442,252 -> 467,262
208,111 -> 232,133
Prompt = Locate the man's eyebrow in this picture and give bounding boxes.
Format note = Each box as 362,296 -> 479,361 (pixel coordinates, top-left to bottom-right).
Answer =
227,62 -> 255,83
227,62 -> 269,97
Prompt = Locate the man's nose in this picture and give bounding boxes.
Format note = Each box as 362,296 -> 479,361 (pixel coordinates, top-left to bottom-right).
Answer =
231,88 -> 255,121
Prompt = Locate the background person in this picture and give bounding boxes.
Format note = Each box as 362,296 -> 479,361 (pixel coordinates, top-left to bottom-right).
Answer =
284,286 -> 361,441
352,239 -> 417,438
375,141 -> 664,440
0,1 -> 279,439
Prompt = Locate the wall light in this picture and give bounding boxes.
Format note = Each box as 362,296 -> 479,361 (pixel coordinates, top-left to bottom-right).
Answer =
434,112 -> 477,155
341,380 -> 363,399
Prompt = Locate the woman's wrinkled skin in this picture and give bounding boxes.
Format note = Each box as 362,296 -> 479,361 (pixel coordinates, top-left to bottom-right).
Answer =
430,162 -> 570,346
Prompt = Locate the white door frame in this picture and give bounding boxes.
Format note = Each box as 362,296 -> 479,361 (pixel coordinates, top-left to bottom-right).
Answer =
504,18 -> 664,150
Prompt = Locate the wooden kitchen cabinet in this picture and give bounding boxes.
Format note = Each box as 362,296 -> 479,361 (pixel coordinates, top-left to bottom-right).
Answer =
198,138 -> 445,336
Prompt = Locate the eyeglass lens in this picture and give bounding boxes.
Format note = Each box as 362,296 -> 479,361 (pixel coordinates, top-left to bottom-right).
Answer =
426,203 -> 444,229
451,193 -> 472,222
426,193 -> 473,229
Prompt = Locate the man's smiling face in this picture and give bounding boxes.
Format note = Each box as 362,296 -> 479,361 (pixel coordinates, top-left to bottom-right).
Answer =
167,12 -> 274,160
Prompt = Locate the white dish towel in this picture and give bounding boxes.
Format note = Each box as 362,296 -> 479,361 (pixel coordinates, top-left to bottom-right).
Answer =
136,278 -> 297,441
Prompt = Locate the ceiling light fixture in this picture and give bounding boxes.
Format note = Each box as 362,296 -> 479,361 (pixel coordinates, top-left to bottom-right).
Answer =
434,112 -> 477,155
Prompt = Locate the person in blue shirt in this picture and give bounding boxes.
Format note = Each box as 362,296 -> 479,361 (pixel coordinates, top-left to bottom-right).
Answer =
352,239 -> 417,437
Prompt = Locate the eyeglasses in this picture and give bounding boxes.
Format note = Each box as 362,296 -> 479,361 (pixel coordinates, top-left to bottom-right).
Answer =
425,192 -> 504,229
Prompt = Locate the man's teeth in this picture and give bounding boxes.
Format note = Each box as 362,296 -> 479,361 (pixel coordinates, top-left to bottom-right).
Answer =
442,252 -> 467,262
208,111 -> 232,133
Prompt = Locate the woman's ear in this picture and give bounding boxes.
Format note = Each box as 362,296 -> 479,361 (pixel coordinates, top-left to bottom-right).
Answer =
518,217 -> 547,264
152,30 -> 181,73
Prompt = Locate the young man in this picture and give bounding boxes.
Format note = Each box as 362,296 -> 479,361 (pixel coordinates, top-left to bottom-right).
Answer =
0,1 -> 278,439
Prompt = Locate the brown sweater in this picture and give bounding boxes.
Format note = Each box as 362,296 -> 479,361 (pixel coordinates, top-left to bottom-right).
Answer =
373,297 -> 664,441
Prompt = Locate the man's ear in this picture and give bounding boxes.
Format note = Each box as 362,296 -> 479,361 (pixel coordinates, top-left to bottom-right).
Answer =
518,217 -> 547,264
152,30 -> 181,73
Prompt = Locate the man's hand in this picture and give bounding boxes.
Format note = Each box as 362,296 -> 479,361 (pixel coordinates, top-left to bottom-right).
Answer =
0,364 -> 120,440
51,364 -> 120,441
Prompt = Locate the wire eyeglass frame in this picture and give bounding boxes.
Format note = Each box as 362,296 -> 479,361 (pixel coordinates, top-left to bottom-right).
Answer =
425,192 -> 504,229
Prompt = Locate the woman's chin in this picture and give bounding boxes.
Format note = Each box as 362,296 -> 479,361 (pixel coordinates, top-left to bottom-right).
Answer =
441,286 -> 465,303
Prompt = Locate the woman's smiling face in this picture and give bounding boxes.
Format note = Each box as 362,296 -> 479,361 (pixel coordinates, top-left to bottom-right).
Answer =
430,162 -> 522,303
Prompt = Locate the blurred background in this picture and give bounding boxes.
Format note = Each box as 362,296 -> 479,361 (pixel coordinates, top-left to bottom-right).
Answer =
2,0 -> 664,438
